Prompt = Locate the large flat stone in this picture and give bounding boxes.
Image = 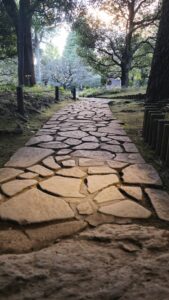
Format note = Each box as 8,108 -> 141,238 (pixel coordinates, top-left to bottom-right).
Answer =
72,150 -> 115,160
82,136 -> 99,142
94,186 -> 125,204
5,147 -> 54,168
1,179 -> 37,197
26,135 -> 53,146
123,143 -> 139,153
100,144 -> 123,153
57,167 -> 86,178
62,160 -> 76,167
115,153 -> 145,164
78,158 -> 105,167
109,135 -> 132,142
145,188 -> 169,221
73,143 -> 99,150
65,138 -> 82,146
0,168 -> 23,184
99,200 -> 151,219
88,166 -> 117,175
58,130 -> 88,139
0,188 -> 75,224
87,174 -> 119,193
77,201 -> 93,215
123,164 -> 162,186
39,142 -> 69,149
18,172 -> 39,179
27,165 -> 54,177
40,176 -> 85,198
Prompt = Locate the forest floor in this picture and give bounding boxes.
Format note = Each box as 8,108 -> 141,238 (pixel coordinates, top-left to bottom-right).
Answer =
0,86 -> 73,167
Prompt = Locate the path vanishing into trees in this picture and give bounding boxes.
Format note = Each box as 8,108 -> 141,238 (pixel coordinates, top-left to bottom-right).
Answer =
0,98 -> 169,299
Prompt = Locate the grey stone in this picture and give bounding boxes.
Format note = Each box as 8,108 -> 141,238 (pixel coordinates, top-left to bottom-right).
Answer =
101,144 -> 123,153
58,130 -> 88,139
26,135 -> 53,146
73,143 -> 99,150
107,161 -> 128,169
72,150 -> 115,160
123,143 -> 139,153
39,142 -> 69,149
5,147 -> 54,168
65,138 -> 82,146
145,188 -> 169,221
123,164 -> 162,186
115,153 -> 145,164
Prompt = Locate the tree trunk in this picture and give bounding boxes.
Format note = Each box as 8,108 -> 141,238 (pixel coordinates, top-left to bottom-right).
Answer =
22,0 -> 36,86
146,0 -> 169,102
121,63 -> 130,88
34,31 -> 42,83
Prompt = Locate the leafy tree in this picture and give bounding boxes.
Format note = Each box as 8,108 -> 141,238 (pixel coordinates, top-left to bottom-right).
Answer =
74,0 -> 160,88
147,0 -> 169,101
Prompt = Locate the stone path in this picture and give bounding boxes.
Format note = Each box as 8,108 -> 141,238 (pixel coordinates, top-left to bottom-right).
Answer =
0,98 -> 169,254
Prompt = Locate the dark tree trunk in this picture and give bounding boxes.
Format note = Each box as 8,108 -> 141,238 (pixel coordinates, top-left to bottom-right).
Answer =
146,0 -> 169,102
22,0 -> 36,86
121,63 -> 130,88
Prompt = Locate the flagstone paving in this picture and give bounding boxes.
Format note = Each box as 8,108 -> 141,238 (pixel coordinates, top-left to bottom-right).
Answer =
0,98 -> 169,254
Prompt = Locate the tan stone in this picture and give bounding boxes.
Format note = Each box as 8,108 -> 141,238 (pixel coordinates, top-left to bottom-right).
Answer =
42,156 -> 61,170
85,212 -> 116,226
145,188 -> 169,221
87,174 -> 119,193
0,168 -> 23,184
120,186 -> 143,201
94,186 -> 125,204
25,221 -> 87,248
77,202 -> 93,215
99,200 -> 151,219
57,167 -> 86,178
79,158 -> 105,167
55,155 -> 71,162
27,165 -> 54,177
107,161 -> 128,169
123,164 -> 162,186
1,179 -> 37,197
19,172 -> 39,179
62,160 -> 76,167
88,166 -> 117,175
0,188 -> 75,224
0,229 -> 33,254
40,176 -> 85,198
5,147 -> 54,168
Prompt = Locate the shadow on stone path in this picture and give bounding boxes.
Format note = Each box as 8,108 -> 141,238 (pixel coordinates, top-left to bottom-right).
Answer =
0,98 -> 169,299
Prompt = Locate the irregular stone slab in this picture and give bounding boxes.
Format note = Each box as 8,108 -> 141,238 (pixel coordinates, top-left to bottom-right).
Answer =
120,186 -> 143,201
0,229 -> 32,253
72,150 -> 115,160
77,201 -> 93,215
18,172 -> 39,179
65,138 -> 82,146
82,136 -> 99,142
101,144 -> 123,153
109,135 -> 132,142
1,179 -> 37,197
73,143 -> 99,150
55,155 -> 71,162
27,165 -> 54,177
107,161 -> 128,169
86,213 -> 116,226
57,149 -> 72,155
87,174 -> 119,193
57,167 -> 86,178
0,188 -> 75,224
145,188 -> 169,221
99,200 -> 151,219
88,166 -> 117,175
55,136 -> 66,142
123,164 -> 162,186
123,143 -> 139,153
0,168 -> 23,184
42,156 -> 60,170
0,193 -> 3,201
115,153 -> 145,164
94,185 -> 125,204
39,142 -> 69,149
79,158 -> 105,167
40,176 -> 85,198
26,135 -> 53,146
58,130 -> 88,139
25,221 -> 87,249
62,160 -> 76,167
5,147 -> 54,168
89,131 -> 107,137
